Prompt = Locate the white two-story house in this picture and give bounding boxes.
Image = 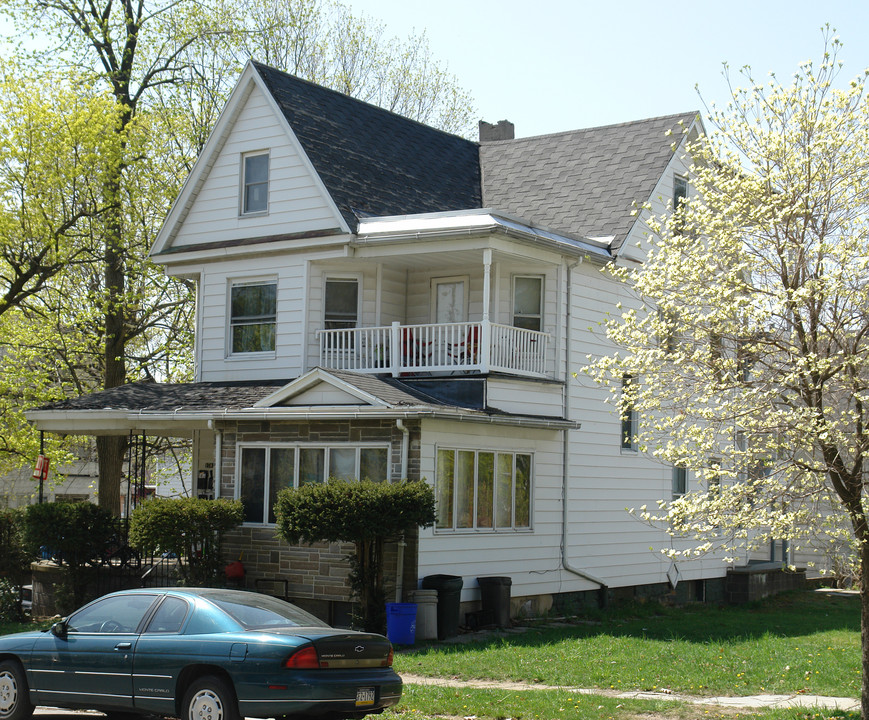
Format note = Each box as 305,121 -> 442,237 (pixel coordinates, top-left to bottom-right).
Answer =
29,61 -> 754,622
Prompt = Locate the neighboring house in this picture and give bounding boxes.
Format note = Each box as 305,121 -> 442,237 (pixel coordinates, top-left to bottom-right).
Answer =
27,61 -> 788,621
0,438 -> 190,512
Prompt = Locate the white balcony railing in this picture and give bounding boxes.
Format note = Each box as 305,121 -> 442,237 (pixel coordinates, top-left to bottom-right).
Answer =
317,321 -> 549,378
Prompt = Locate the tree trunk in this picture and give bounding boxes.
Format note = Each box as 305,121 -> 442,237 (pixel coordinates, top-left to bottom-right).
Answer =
97,150 -> 127,517
861,541 -> 869,720
96,435 -> 127,515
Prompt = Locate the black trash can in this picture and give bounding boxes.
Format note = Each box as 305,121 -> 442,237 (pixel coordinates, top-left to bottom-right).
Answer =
421,574 -> 463,639
477,576 -> 512,627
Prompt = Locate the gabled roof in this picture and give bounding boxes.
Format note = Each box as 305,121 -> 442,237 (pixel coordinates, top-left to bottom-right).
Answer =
479,112 -> 698,248
252,62 -> 482,231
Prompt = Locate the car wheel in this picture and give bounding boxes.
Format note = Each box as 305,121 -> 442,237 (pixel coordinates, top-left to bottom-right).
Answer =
0,660 -> 33,720
182,676 -> 239,720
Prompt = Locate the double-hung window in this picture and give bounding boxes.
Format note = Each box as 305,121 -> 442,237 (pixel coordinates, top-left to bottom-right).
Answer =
241,152 -> 269,215
672,466 -> 688,499
620,375 -> 638,450
673,174 -> 688,234
324,278 -> 359,330
230,281 -> 276,353
238,444 -> 390,524
435,448 -> 531,531
512,276 -> 543,331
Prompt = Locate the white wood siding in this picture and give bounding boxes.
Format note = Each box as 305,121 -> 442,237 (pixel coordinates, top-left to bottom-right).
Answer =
283,385 -> 364,405
486,377 -> 562,417
198,254 -> 306,381
559,216 -> 732,591
170,85 -> 341,249
416,419 -> 571,602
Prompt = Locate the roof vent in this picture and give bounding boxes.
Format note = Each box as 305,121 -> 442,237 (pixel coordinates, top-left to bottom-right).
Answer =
479,119 -> 515,142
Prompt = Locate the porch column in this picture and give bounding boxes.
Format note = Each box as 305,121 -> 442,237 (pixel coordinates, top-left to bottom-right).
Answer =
481,249 -> 492,372
390,321 -> 401,377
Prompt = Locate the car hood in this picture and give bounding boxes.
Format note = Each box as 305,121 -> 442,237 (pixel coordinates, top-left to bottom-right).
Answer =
0,629 -> 46,652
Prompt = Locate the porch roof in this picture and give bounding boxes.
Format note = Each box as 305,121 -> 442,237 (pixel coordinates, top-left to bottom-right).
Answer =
27,371 -> 576,435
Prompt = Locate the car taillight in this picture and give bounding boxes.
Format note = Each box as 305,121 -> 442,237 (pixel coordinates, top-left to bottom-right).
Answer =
383,647 -> 394,667
284,645 -> 321,669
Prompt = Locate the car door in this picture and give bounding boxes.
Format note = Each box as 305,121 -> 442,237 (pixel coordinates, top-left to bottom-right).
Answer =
131,595 -> 191,715
29,593 -> 159,710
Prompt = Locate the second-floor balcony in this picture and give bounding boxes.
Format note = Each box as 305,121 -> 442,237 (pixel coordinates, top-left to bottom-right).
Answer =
318,321 -> 550,379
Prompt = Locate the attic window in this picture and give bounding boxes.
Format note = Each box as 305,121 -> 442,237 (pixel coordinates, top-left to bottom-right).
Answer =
242,151 -> 269,214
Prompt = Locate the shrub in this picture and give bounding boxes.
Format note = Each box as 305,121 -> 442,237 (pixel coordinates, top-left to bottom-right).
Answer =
0,508 -> 32,584
0,578 -> 23,623
275,480 -> 436,633
128,497 -> 243,586
23,501 -> 118,607
23,501 -> 117,567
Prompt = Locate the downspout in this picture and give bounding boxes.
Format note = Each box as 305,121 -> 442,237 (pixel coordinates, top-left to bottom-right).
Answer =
562,258 -> 609,607
395,419 -> 410,602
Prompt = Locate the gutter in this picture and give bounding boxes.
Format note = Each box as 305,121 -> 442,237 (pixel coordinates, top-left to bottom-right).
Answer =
352,222 -> 612,264
561,259 -> 609,605
27,407 -> 578,432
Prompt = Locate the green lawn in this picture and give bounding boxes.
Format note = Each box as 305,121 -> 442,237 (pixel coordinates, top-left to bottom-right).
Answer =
387,589 -> 860,720
0,590 -> 860,720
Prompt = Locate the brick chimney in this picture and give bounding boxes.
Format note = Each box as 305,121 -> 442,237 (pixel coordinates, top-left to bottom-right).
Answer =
479,119 -> 515,142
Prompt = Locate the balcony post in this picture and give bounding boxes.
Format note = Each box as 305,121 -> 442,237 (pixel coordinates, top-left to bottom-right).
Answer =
481,249 -> 492,373
391,321 -> 401,377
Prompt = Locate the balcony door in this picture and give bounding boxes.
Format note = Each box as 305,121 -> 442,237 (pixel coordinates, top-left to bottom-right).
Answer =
431,276 -> 468,323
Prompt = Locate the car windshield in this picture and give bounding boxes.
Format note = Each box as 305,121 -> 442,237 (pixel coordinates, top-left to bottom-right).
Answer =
203,591 -> 329,629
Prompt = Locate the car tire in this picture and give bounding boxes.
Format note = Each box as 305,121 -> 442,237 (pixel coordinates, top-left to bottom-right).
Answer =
0,660 -> 33,720
182,676 -> 239,720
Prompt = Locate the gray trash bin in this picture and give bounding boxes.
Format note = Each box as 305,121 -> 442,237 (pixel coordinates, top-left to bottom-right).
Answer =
409,589 -> 438,640
421,574 -> 463,639
477,576 -> 512,627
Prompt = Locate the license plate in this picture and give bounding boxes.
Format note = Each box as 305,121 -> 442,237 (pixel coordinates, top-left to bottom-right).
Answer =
355,687 -> 375,707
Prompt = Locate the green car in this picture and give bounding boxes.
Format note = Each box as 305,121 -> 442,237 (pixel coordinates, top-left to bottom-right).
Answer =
0,587 -> 402,720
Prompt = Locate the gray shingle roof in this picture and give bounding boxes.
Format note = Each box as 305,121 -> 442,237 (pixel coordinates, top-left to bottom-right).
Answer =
34,374 -> 467,413
479,112 -> 697,247
253,62 -> 482,232
34,380 -> 290,412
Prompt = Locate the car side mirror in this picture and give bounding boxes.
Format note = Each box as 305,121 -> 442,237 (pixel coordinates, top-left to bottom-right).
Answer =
50,620 -> 68,638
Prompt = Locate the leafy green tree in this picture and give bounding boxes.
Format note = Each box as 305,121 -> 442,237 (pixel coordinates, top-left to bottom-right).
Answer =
587,37 -> 869,717
0,0 -> 474,510
212,0 -> 475,136
129,496 -> 243,586
0,67 -> 126,476
275,480 -> 436,633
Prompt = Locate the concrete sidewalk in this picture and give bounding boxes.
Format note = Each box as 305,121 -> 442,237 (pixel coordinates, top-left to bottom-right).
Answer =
400,672 -> 860,712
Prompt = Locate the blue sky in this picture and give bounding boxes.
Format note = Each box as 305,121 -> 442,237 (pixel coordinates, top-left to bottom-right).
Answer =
347,0 -> 869,138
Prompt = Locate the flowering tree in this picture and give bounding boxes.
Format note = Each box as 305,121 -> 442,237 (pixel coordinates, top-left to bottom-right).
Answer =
586,37 -> 869,716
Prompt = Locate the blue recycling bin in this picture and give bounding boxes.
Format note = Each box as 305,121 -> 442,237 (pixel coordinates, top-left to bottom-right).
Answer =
385,602 -> 417,645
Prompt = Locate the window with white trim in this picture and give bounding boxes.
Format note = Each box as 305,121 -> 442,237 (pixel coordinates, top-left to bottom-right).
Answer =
324,278 -> 359,330
512,276 -> 543,331
238,444 -> 390,524
672,465 -> 688,499
230,280 -> 276,354
435,448 -> 531,531
673,174 -> 688,234
620,375 -> 638,450
241,152 -> 269,215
